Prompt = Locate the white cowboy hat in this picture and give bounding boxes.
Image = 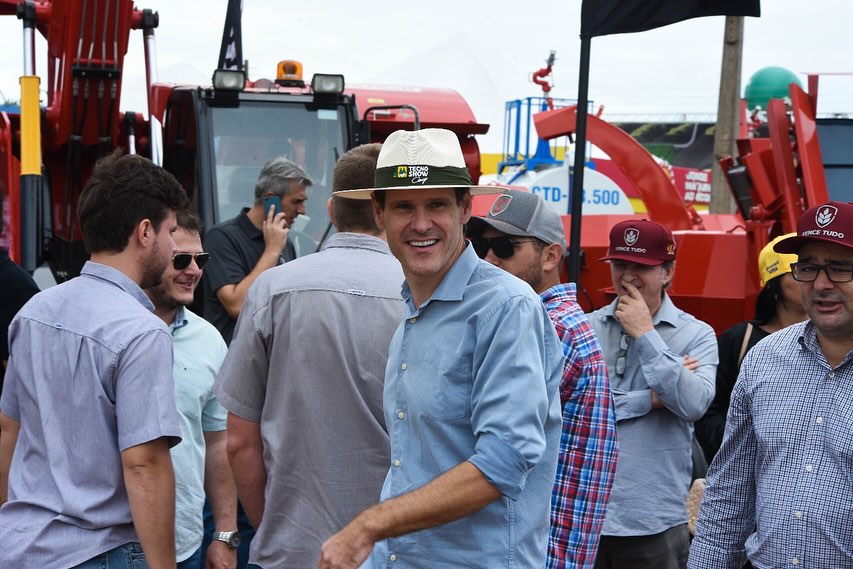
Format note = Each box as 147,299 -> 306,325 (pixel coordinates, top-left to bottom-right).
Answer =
335,128 -> 503,199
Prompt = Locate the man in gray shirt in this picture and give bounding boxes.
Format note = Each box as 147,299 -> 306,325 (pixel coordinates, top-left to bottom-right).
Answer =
215,143 -> 404,569
0,152 -> 187,569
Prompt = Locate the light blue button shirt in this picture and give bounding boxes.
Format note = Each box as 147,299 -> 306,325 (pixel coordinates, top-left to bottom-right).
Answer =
368,245 -> 563,568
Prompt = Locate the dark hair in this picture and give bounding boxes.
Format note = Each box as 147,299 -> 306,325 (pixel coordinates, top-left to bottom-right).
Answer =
176,210 -> 203,236
753,275 -> 783,325
77,151 -> 188,254
332,144 -> 383,234
373,187 -> 470,208
253,156 -> 312,202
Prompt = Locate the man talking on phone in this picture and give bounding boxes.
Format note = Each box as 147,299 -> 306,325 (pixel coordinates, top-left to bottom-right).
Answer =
203,157 -> 311,345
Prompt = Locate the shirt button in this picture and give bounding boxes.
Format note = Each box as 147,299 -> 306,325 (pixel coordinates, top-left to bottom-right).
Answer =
389,554 -> 398,562
398,411 -> 405,419
393,459 -> 401,467
792,557 -> 799,565
409,317 -> 417,324
401,363 -> 408,370
805,464 -> 813,472
829,371 -> 836,379
794,510 -> 803,519
816,416 -> 824,425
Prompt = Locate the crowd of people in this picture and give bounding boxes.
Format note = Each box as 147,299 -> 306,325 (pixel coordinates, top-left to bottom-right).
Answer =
0,127 -> 851,569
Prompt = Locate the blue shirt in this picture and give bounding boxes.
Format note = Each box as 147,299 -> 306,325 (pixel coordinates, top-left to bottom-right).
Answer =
170,307 -> 228,561
369,244 -> 563,568
590,294 -> 717,536
0,261 -> 182,569
689,322 -> 853,568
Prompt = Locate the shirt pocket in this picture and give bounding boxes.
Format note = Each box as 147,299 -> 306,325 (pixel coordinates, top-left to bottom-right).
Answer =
409,353 -> 470,421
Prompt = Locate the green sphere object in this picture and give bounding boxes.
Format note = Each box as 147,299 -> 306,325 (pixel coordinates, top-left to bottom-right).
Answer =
744,67 -> 803,110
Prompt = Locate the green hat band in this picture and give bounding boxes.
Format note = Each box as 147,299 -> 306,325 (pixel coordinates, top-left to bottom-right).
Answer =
374,164 -> 472,189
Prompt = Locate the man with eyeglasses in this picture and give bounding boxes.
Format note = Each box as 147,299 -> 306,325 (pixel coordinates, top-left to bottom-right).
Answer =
690,201 -> 853,568
145,211 -> 238,569
588,219 -> 717,569
466,189 -> 617,569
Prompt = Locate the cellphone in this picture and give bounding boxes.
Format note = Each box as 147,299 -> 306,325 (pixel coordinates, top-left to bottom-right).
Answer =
263,194 -> 282,218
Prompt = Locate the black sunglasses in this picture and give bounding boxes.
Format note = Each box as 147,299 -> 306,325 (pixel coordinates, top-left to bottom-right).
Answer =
172,253 -> 210,270
470,236 -> 536,259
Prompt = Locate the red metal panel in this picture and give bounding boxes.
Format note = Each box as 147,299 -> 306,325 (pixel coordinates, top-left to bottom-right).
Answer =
766,99 -> 801,233
789,83 -> 829,208
533,106 -> 694,230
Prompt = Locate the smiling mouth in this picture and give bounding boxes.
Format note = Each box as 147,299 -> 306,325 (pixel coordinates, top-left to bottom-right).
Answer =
409,239 -> 437,248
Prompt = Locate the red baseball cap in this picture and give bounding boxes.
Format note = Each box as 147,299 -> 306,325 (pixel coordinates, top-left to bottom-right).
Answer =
774,201 -> 853,254
599,219 -> 677,266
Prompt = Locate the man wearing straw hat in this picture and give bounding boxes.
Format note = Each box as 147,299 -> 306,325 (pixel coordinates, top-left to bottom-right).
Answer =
319,129 -> 563,569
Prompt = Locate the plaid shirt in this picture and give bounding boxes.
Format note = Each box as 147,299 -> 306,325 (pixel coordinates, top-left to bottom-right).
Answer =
689,321 -> 853,568
542,284 -> 618,569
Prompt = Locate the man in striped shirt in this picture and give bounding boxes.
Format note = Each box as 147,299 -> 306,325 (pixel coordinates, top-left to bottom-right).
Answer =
468,190 -> 618,568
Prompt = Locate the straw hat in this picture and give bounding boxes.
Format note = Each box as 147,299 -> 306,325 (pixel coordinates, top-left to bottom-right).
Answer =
335,128 -> 503,199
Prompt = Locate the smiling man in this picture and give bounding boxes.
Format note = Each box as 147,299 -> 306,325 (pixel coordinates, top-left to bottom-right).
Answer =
319,129 -> 563,569
145,211 -> 237,569
689,201 -> 853,568
588,219 -> 717,569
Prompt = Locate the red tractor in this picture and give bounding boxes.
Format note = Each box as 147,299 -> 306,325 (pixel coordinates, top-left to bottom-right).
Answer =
0,0 -> 487,283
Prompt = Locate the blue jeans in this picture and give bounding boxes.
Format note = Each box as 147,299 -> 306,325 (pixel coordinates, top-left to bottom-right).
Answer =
177,546 -> 202,569
71,542 -> 147,568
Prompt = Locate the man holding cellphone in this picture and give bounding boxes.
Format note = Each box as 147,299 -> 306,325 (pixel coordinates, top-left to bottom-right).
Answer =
203,157 -> 311,345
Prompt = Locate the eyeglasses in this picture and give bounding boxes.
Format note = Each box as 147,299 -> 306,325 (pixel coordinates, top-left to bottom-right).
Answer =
791,262 -> 853,283
172,253 -> 210,271
615,333 -> 630,376
470,236 -> 536,259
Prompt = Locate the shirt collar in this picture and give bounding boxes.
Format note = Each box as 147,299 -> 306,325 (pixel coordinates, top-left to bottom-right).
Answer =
540,282 -> 576,304
171,306 -> 189,334
237,207 -> 262,239
80,261 -> 155,312
323,232 -> 393,256
401,242 -> 478,309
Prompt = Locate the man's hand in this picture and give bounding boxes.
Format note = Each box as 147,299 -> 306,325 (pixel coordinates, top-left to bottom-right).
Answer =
682,355 -> 699,372
262,205 -> 289,257
614,283 -> 655,338
205,539 -> 237,569
318,519 -> 375,569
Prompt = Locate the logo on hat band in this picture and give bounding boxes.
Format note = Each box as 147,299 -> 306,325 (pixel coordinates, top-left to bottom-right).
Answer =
375,164 -> 471,189
816,205 -> 838,228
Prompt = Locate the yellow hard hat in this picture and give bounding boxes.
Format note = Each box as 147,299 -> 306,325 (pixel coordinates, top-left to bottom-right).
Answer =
758,233 -> 798,287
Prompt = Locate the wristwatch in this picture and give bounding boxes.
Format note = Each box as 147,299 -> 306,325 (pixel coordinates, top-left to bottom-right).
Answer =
212,531 -> 241,550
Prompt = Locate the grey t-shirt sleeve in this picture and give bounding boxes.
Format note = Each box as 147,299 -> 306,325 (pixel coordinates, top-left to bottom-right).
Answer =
115,328 -> 182,451
214,288 -> 271,422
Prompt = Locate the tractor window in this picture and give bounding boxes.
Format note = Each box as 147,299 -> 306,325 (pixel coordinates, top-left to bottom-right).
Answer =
210,102 -> 347,255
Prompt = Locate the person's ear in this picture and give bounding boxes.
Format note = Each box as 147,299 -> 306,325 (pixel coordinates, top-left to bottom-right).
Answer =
326,198 -> 336,229
371,193 -> 386,231
135,219 -> 153,247
541,243 -> 564,272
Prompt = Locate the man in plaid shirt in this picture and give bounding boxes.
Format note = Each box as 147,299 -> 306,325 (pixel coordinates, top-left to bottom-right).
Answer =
468,190 -> 618,568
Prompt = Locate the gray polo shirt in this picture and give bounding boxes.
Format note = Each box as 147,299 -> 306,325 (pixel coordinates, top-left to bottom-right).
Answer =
215,232 -> 404,568
0,261 -> 182,568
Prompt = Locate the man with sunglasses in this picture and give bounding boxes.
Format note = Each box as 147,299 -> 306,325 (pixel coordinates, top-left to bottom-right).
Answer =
145,211 -> 238,569
690,201 -> 853,568
589,219 -> 717,569
466,189 -> 618,569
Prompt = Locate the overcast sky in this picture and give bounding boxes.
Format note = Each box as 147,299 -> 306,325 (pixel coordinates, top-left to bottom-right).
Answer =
1,0 -> 851,152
